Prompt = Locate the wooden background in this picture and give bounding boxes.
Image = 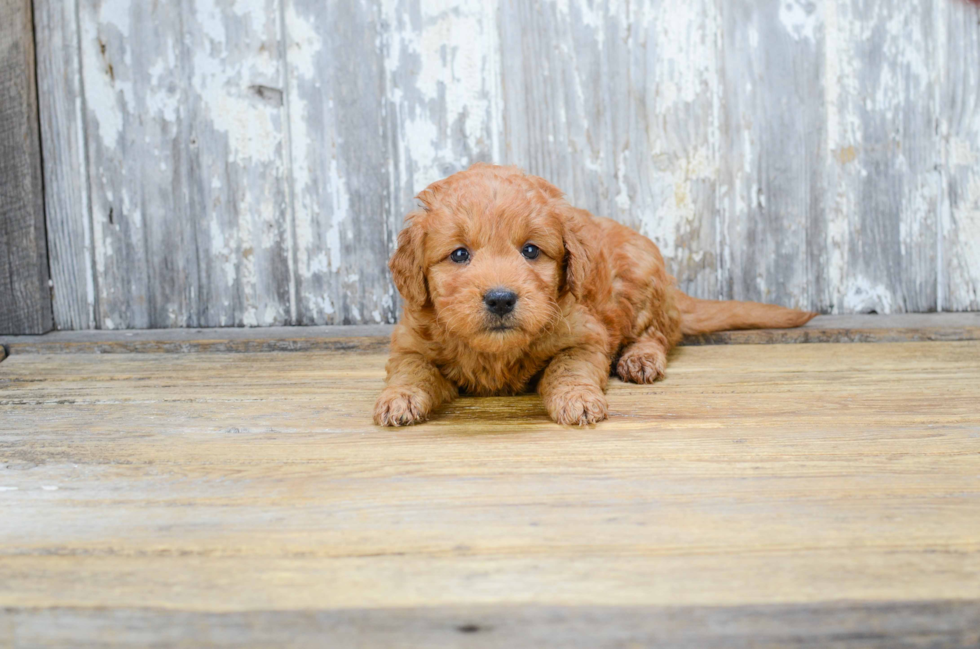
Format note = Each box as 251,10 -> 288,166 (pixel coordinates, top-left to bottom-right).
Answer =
33,0 -> 980,330
1,0 -> 52,334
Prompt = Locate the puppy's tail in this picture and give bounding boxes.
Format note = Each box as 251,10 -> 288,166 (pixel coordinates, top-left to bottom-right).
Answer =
675,291 -> 817,336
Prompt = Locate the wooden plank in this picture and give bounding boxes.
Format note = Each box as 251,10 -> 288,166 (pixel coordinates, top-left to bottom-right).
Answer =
2,313 -> 979,355
382,0 -> 501,211
3,601 -> 979,648
683,322 -> 980,345
179,0 -> 292,328
382,0 -> 502,311
718,0 -> 821,310
78,0 -> 291,329
284,0 -> 393,325
33,0 -> 96,331
498,0 -> 723,297
0,342 -> 978,645
78,0 -> 174,329
941,0 -> 980,311
822,0 -> 941,313
0,0 -> 53,335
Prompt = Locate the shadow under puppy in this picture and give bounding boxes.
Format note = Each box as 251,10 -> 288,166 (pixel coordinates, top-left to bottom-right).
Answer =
375,164 -> 816,426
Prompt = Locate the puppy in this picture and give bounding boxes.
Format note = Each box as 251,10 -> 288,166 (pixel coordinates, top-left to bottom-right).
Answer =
374,164 -> 816,426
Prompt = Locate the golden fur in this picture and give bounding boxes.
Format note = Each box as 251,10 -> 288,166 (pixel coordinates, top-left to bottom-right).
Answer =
375,164 -> 816,426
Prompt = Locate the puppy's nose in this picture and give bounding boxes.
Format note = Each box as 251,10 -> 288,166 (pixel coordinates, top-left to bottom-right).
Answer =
484,288 -> 517,316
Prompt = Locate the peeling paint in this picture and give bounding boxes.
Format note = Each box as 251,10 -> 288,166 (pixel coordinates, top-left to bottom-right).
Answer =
779,0 -> 818,42
41,0 -> 980,329
383,0 -> 500,195
843,277 -> 895,314
189,1 -> 280,164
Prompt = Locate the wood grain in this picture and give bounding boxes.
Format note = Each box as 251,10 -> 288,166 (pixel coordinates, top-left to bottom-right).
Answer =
3,602 -> 979,648
941,0 -> 980,311
76,1 -> 292,329
33,0 -> 980,330
33,0 -> 96,331
498,1 -> 724,298
2,313 -> 979,355
180,0 -> 292,329
719,0 -> 820,310
1,342 -> 978,644
823,0 -> 941,314
0,0 -> 53,335
285,0 -> 394,325
382,0 -> 502,318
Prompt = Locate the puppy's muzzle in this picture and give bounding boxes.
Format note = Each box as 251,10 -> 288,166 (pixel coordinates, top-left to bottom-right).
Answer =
484,288 -> 517,317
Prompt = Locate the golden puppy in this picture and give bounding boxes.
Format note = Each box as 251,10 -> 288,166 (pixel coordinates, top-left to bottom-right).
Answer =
375,164 -> 815,426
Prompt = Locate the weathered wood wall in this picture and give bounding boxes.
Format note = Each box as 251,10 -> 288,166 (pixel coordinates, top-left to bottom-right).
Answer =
34,0 -> 980,329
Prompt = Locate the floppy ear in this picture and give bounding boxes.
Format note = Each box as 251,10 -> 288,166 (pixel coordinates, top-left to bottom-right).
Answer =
389,213 -> 428,307
557,204 -> 595,302
524,172 -> 566,201
523,173 -> 594,300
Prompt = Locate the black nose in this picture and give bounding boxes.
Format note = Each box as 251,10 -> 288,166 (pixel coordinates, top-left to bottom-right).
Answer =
484,288 -> 517,316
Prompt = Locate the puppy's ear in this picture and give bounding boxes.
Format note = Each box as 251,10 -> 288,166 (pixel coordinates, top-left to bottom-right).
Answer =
524,174 -> 596,300
558,204 -> 596,302
525,173 -> 565,200
389,213 -> 428,307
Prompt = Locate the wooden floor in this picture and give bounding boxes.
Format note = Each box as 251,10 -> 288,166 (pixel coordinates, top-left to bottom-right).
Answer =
1,341 -> 979,647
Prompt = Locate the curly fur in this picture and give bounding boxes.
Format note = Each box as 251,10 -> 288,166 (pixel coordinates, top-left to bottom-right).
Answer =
374,164 -> 816,426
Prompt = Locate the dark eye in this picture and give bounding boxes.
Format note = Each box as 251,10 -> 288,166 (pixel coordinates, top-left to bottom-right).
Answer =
521,244 -> 540,260
450,248 -> 470,263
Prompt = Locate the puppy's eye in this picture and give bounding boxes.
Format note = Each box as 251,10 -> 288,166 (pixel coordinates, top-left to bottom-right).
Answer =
521,244 -> 540,260
449,248 -> 470,264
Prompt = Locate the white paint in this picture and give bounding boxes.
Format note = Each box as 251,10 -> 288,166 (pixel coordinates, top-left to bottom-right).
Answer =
145,53 -> 180,123
80,5 -> 134,150
872,2 -> 930,121
284,3 -> 321,78
0,487 -> 19,492
779,0 -> 819,42
189,0 -> 281,164
41,485 -> 60,491
614,149 -> 631,213
325,159 -> 350,273
553,0 -> 611,49
650,2 -> 719,109
636,0 -> 721,285
824,0 -> 858,311
210,218 -> 237,289
263,304 -> 281,325
950,138 -> 977,167
237,184 -> 262,326
649,145 -> 717,263
382,0 -> 500,194
842,277 -> 895,314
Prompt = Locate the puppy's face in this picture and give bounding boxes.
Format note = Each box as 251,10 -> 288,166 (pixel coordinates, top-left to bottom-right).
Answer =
391,167 -> 582,353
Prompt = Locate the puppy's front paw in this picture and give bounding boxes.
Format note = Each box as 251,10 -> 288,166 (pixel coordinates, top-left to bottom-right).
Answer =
545,388 -> 608,426
616,348 -> 666,384
374,387 -> 432,426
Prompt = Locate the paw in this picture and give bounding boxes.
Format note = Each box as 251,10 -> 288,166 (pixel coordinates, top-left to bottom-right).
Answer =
616,349 -> 666,384
374,387 -> 431,426
546,388 -> 608,426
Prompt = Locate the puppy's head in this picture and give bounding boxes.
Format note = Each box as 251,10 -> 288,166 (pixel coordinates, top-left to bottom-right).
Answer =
390,165 -> 594,353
